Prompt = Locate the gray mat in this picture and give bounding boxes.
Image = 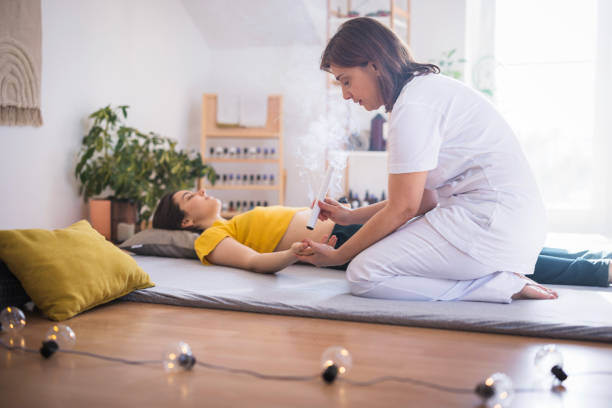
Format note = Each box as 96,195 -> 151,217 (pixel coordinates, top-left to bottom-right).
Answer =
123,256 -> 612,342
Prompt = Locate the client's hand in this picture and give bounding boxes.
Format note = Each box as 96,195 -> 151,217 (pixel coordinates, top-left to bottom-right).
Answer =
295,239 -> 346,267
291,234 -> 336,258
291,241 -> 313,257
316,197 -> 353,225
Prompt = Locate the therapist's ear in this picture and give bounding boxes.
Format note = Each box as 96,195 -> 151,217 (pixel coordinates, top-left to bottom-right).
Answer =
370,62 -> 380,76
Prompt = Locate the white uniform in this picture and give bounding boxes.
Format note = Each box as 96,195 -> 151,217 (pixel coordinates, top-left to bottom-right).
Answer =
347,74 -> 547,303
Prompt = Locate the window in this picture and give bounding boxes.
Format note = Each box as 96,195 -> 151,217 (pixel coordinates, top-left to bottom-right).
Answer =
491,0 -> 610,233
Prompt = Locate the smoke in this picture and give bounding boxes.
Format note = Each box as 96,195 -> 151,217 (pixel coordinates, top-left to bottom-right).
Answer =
295,90 -> 360,202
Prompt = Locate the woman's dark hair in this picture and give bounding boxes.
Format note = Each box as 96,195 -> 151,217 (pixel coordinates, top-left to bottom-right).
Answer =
152,191 -> 185,230
320,17 -> 439,112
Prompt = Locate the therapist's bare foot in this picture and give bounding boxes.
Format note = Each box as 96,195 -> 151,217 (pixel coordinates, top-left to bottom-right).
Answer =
511,275 -> 558,300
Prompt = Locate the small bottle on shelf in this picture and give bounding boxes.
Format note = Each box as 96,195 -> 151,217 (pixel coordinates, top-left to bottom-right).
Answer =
351,193 -> 360,209
269,174 -> 275,185
229,201 -> 234,212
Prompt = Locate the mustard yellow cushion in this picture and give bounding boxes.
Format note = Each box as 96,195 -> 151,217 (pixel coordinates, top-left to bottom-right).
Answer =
0,220 -> 154,321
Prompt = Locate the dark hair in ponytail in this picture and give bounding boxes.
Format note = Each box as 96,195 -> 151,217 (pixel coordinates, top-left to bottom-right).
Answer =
152,192 -> 185,230
321,17 -> 439,112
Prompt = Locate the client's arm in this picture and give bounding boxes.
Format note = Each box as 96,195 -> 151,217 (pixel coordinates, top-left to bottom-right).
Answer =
205,237 -> 307,274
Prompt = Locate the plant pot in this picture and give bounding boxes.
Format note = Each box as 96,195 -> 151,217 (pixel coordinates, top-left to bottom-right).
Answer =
89,199 -> 112,240
89,198 -> 139,243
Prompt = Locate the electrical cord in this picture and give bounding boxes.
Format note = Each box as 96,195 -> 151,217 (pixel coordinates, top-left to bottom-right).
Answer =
1,339 -> 611,395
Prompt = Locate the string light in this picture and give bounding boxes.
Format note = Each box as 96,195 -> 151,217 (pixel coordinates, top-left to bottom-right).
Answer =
163,341 -> 196,372
40,324 -> 76,358
320,346 -> 352,384
475,372 -> 514,408
0,306 -> 27,333
534,344 -> 568,386
1,305 -> 612,404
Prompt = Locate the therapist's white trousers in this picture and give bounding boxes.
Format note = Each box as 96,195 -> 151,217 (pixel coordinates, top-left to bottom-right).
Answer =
346,216 -> 527,303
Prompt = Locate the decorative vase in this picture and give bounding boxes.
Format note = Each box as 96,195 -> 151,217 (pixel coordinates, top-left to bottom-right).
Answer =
369,113 -> 387,151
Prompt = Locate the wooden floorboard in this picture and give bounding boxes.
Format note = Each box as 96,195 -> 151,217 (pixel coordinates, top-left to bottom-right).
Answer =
1,301 -> 611,407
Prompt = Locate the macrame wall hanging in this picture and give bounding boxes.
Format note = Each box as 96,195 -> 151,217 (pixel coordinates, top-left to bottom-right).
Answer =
0,0 -> 43,127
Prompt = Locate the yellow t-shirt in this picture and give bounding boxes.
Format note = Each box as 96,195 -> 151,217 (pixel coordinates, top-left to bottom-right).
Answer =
194,206 -> 307,265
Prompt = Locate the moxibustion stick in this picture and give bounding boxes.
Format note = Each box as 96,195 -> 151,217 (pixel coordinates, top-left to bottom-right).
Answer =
307,166 -> 334,230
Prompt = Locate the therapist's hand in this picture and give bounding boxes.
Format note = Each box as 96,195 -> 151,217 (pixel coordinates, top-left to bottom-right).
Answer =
316,197 -> 353,225
295,239 -> 347,267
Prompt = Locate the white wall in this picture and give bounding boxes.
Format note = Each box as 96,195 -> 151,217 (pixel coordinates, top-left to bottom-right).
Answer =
0,0 -> 211,229
410,0 -> 467,70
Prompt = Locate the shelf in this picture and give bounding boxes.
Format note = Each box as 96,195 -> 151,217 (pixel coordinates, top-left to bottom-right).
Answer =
221,211 -> 240,219
206,130 -> 280,139
345,150 -> 387,158
200,93 -> 285,205
202,94 -> 282,138
206,158 -> 279,163
205,184 -> 281,191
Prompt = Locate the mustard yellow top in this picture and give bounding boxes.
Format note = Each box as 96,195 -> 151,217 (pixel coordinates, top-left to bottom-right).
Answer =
194,206 -> 307,265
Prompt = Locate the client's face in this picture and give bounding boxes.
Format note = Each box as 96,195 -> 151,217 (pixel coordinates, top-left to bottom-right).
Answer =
173,189 -> 221,228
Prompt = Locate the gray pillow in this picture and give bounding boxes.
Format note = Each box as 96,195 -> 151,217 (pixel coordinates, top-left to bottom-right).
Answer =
119,229 -> 200,259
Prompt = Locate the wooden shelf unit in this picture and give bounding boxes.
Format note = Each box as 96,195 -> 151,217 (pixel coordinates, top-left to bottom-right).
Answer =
199,94 -> 286,215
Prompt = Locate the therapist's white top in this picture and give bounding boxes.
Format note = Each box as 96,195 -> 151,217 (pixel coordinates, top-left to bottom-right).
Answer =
387,73 -> 547,273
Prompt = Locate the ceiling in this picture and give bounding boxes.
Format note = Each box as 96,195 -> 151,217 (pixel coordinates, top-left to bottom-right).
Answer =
181,0 -> 326,49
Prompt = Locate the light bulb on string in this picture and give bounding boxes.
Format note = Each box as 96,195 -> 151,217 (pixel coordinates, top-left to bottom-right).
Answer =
0,306 -> 26,333
163,341 -> 196,373
40,324 -> 76,358
320,346 -> 352,384
534,344 -> 568,385
474,372 -> 514,408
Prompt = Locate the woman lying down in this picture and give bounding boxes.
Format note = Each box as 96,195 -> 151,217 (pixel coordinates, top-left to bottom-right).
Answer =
152,189 -> 611,304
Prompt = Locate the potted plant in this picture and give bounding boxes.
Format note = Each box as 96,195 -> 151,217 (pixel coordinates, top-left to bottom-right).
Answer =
75,105 -> 215,241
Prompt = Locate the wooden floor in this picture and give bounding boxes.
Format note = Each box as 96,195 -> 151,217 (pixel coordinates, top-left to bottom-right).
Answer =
1,301 -> 611,408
